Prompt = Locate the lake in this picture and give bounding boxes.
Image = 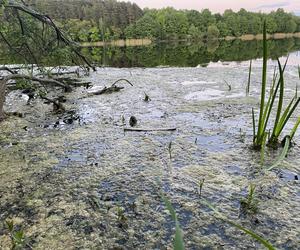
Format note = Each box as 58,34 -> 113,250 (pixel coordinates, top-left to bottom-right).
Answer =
1,38 -> 300,67
0,37 -> 300,249
80,38 -> 300,67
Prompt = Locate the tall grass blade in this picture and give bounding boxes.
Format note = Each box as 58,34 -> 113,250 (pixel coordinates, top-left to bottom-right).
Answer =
174,224 -> 185,250
256,21 -> 268,145
261,73 -> 277,135
261,57 -> 289,140
267,136 -> 290,171
161,194 -> 185,250
260,132 -> 268,165
201,199 -> 276,250
271,59 -> 285,140
162,194 -> 177,221
290,117 -> 300,140
246,60 -> 252,95
275,97 -> 300,138
252,108 -> 256,142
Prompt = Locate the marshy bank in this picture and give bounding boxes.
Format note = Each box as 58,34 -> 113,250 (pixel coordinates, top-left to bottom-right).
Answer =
0,63 -> 299,249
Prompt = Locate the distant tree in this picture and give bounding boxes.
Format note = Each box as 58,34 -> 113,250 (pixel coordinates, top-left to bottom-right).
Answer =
207,25 -> 220,40
188,24 -> 202,40
125,14 -> 160,39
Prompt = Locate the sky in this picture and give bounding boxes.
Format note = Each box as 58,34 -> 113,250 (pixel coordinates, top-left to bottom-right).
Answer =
127,0 -> 300,15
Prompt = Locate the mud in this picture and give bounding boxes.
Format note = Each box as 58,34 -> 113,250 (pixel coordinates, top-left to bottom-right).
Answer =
0,65 -> 299,249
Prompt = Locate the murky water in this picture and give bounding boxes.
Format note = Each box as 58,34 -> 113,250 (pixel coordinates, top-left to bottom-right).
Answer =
0,65 -> 299,249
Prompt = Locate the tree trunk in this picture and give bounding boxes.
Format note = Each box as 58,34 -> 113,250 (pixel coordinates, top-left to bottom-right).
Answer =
0,80 -> 5,121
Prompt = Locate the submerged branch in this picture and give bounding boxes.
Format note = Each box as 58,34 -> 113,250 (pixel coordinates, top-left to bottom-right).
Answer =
124,127 -> 177,132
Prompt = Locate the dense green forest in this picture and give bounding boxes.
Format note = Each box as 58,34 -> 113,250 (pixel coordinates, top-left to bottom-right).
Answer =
3,0 -> 300,42
26,0 -> 143,40
125,8 -> 300,40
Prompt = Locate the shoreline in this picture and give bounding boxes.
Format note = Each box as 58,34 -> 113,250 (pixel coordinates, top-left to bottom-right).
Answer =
80,32 -> 300,48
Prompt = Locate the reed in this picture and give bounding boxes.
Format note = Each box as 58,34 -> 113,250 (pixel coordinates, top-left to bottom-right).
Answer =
267,136 -> 290,171
161,194 -> 185,250
252,21 -> 300,150
253,21 -> 268,148
246,59 -> 252,95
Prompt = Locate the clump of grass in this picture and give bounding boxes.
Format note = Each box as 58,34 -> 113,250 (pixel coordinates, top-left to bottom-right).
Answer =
15,79 -> 33,90
161,194 -> 185,250
116,205 -> 128,229
240,184 -> 259,215
6,220 -> 26,249
252,21 -> 300,150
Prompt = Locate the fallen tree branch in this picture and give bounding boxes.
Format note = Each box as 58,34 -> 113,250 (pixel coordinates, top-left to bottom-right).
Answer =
124,127 -> 177,132
87,78 -> 133,96
90,85 -> 124,96
0,66 -> 18,74
111,79 -> 133,87
2,74 -> 71,91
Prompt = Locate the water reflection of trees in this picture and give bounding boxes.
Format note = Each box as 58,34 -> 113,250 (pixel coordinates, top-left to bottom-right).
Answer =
1,38 -> 300,67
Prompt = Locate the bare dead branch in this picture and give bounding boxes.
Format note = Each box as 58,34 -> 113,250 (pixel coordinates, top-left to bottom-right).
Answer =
5,1 -> 95,70
2,74 -> 71,91
111,79 -> 134,87
124,128 -> 177,132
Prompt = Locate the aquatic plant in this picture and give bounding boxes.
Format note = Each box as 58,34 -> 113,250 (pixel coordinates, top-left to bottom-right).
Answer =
197,179 -> 205,198
268,61 -> 300,146
240,184 -> 259,215
246,60 -> 252,95
168,141 -> 172,160
201,199 -> 275,250
161,194 -> 185,250
6,220 -> 26,249
290,117 -> 300,140
252,21 -> 300,149
224,80 -> 232,91
144,92 -> 151,102
267,136 -> 290,171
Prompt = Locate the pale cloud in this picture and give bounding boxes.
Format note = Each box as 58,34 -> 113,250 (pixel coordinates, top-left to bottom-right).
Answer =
127,0 -> 300,14
255,1 -> 290,9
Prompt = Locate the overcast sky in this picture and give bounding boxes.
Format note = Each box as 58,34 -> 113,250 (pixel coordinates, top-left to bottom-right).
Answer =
127,0 -> 300,14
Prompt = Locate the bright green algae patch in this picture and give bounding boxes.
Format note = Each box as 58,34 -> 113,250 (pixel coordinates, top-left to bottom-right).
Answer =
0,66 -> 299,249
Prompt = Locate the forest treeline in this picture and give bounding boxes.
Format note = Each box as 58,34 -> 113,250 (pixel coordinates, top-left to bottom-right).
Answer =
9,0 -> 300,42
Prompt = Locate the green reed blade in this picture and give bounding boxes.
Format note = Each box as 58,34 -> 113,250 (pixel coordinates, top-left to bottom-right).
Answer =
261,72 -> 278,135
261,132 -> 268,165
267,136 -> 290,171
261,57 -> 289,141
275,97 -> 300,138
271,59 -> 285,139
174,223 -> 185,250
290,117 -> 300,140
246,60 -> 252,95
252,108 -> 256,142
161,194 -> 185,250
201,199 -> 276,250
257,21 -> 268,143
